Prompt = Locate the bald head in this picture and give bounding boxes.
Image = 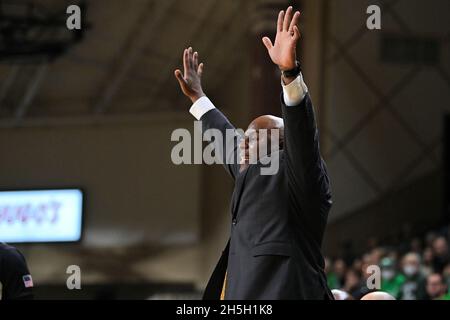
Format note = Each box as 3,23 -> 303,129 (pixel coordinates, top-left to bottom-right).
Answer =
360,291 -> 396,300
248,115 -> 284,131
240,115 -> 284,167
246,115 -> 284,150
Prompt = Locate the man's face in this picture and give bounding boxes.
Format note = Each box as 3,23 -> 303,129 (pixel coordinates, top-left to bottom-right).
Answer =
423,248 -> 434,263
380,257 -> 396,281
333,259 -> 346,277
427,274 -> 446,299
239,128 -> 259,165
402,254 -> 420,277
433,237 -> 448,257
239,116 -> 284,165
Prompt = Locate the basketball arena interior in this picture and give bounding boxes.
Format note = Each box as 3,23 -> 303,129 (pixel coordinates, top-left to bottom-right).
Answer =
0,0 -> 449,301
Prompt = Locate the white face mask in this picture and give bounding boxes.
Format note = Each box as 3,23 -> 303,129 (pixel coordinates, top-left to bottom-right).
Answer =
403,265 -> 418,277
382,270 -> 395,280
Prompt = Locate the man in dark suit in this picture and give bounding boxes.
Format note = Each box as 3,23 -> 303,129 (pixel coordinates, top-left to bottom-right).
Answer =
175,6 -> 333,300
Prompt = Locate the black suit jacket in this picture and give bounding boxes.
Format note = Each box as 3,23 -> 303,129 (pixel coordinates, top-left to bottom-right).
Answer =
202,93 -> 333,300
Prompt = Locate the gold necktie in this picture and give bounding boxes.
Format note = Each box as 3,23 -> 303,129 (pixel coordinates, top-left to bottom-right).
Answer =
220,272 -> 227,300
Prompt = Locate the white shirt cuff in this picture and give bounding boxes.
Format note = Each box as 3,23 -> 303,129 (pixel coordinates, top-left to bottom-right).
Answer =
189,96 -> 216,120
282,72 -> 308,107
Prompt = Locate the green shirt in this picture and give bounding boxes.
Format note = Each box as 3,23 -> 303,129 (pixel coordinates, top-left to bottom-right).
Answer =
381,274 -> 406,299
437,293 -> 450,300
327,273 -> 339,289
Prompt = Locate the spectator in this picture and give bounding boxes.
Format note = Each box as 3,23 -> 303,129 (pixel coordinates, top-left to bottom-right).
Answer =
370,247 -> 385,266
326,224 -> 450,300
426,273 -> 450,300
443,264 -> 450,290
386,249 -> 399,262
366,237 -> 379,252
421,247 -> 434,276
409,238 -> 422,254
431,236 -> 449,273
360,252 -> 375,280
325,257 -> 339,289
425,231 -> 438,248
333,258 -> 347,289
343,268 -> 365,299
380,257 -> 405,299
399,252 -> 426,300
342,240 -> 356,267
352,258 -> 362,274
358,257 -> 373,299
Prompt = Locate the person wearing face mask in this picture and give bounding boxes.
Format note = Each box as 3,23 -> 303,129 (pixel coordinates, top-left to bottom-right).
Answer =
380,257 -> 405,299
399,252 -> 427,300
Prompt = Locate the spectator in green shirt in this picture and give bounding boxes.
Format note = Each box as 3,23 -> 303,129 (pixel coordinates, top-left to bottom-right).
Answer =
380,257 -> 405,299
399,252 -> 427,300
443,264 -> 450,291
426,273 -> 450,300
325,257 -> 340,289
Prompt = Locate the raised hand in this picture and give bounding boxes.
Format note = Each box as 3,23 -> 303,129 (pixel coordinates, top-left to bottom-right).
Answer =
262,6 -> 301,71
174,47 -> 205,103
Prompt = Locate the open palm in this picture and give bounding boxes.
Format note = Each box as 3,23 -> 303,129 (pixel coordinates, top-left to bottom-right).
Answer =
262,7 -> 301,71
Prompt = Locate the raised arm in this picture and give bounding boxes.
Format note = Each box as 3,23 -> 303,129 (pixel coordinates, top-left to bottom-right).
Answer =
174,48 -> 240,179
262,7 -> 332,211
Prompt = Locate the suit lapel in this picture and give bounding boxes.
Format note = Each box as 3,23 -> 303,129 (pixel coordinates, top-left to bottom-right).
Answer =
231,166 -> 251,218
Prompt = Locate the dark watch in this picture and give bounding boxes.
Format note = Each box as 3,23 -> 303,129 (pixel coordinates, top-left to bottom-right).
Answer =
281,61 -> 301,78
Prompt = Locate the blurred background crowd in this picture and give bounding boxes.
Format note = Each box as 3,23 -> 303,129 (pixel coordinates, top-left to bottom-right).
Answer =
325,223 -> 450,300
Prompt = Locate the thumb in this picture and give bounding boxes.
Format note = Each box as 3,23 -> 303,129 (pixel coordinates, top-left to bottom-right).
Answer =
262,37 -> 273,51
174,69 -> 186,86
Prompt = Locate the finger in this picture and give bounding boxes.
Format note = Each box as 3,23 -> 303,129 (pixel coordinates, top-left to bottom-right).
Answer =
289,11 -> 301,32
183,49 -> 189,75
174,69 -> 187,86
197,63 -> 204,77
293,25 -> 301,41
277,10 -> 284,32
283,6 -> 293,31
188,47 -> 194,69
193,51 -> 199,70
262,37 -> 273,51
